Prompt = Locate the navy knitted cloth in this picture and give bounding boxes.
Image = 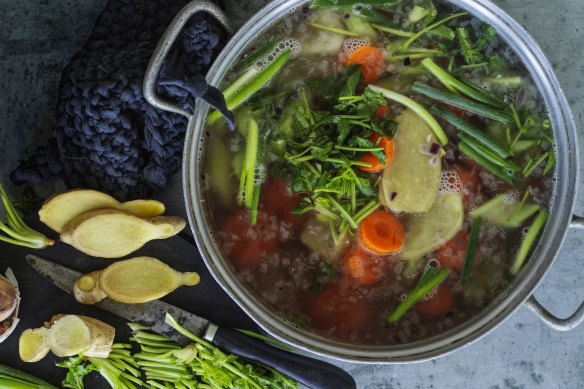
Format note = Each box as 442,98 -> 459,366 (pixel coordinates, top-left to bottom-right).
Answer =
11,0 -> 233,200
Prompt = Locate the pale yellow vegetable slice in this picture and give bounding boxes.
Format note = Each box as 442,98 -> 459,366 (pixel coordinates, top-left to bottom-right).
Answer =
60,209 -> 186,258
39,189 -> 165,232
470,193 -> 540,228
19,315 -> 114,362
74,256 -> 200,304
379,109 -> 442,213
401,191 -> 464,262
47,315 -> 92,357
19,327 -> 50,362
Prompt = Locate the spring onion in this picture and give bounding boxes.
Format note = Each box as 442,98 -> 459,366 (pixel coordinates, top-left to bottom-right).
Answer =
510,209 -> 548,274
458,141 -> 519,186
388,268 -> 451,323
430,104 -> 510,158
0,183 -> 54,249
401,12 -> 468,51
461,217 -> 483,284
368,84 -> 448,145
0,363 -> 58,389
412,82 -> 514,124
209,48 -> 292,125
421,58 -> 506,108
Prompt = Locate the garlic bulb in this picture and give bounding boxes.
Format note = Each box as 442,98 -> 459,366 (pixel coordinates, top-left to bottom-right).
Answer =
0,268 -> 20,343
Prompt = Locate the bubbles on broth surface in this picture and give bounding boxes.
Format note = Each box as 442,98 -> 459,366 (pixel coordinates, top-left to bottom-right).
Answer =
342,38 -> 370,56
256,39 -> 302,71
439,170 -> 462,194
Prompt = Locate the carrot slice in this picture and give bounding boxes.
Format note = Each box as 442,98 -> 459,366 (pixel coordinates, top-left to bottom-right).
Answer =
222,210 -> 278,266
358,209 -> 405,254
344,45 -> 386,84
357,133 -> 395,173
374,104 -> 390,118
307,282 -> 368,334
342,246 -> 383,285
435,229 -> 469,271
415,284 -> 454,317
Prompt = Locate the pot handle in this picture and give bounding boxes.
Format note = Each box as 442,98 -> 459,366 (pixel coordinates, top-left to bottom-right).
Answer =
524,215 -> 584,331
143,0 -> 232,120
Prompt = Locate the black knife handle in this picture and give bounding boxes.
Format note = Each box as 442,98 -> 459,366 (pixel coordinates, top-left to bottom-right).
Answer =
211,326 -> 356,389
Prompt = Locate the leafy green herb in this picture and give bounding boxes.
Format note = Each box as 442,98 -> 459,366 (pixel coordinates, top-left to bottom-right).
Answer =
461,217 -> 483,284
457,27 -> 482,65
0,183 -> 54,249
401,12 -> 468,51
128,314 -> 297,389
57,344 -> 143,389
387,268 -> 451,323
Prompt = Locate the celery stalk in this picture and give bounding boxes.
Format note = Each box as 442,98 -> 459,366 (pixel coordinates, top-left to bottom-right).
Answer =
510,210 -> 548,274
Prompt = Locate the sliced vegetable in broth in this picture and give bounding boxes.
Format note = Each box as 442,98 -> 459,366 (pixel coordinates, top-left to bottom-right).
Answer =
203,0 -> 555,344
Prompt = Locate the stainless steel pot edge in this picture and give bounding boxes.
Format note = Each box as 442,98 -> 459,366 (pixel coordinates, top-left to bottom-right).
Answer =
174,0 -> 580,363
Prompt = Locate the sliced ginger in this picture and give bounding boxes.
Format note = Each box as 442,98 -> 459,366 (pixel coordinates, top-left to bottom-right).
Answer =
74,256 -> 200,304
61,209 -> 186,258
39,189 -> 165,232
19,315 -> 114,362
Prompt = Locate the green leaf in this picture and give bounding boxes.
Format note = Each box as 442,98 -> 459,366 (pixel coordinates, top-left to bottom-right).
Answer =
338,65 -> 363,98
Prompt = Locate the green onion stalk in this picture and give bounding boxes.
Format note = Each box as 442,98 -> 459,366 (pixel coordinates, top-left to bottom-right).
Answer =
0,183 -> 54,249
129,314 -> 297,389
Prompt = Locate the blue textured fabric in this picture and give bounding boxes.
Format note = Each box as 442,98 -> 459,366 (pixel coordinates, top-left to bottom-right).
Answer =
11,0 -> 233,200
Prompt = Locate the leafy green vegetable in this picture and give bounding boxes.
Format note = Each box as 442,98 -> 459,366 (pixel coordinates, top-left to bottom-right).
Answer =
0,183 -> 54,249
461,217 -> 482,284
458,141 -> 520,186
310,0 -> 400,9
0,362 -> 58,389
387,268 -> 451,323
129,315 -> 297,389
57,344 -> 143,389
401,12 -> 467,51
457,27 -> 482,65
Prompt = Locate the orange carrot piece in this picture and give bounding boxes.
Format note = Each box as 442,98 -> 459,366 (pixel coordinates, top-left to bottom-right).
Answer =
357,133 -> 395,173
358,209 -> 405,255
374,104 -> 390,118
344,45 -> 386,84
415,284 -> 454,317
435,229 -> 469,271
342,246 -> 383,285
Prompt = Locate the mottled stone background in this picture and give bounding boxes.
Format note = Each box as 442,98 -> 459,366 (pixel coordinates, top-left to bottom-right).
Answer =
0,0 -> 583,388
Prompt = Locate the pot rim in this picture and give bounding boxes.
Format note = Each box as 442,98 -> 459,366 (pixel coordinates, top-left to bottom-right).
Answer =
182,0 -> 579,363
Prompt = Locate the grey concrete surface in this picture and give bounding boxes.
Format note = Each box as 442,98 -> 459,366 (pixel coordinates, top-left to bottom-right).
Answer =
1,0 -> 583,388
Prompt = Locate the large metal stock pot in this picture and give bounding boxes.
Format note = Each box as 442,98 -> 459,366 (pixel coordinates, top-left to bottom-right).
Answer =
144,0 -> 584,363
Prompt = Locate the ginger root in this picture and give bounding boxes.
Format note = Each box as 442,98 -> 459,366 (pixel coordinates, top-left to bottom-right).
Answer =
60,209 -> 186,258
74,256 -> 200,304
39,189 -> 165,232
19,314 -> 114,362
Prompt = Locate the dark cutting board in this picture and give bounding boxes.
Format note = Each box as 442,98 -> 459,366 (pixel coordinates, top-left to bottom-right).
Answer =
0,187 -> 258,387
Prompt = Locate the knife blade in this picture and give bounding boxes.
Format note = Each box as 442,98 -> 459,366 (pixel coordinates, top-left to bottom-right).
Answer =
26,254 -> 356,389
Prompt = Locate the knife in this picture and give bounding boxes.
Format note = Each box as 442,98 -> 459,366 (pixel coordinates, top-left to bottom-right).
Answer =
26,254 -> 356,389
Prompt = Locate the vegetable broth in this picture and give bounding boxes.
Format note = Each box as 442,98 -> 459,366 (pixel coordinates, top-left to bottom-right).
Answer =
202,0 -> 554,345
